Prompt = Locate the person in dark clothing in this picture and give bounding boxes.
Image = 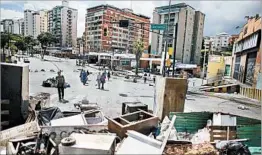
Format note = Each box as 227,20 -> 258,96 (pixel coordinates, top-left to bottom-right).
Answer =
144,73 -> 147,83
100,72 -> 106,89
107,71 -> 111,81
56,71 -> 65,102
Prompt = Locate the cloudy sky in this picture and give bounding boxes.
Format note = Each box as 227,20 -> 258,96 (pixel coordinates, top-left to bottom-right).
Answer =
1,0 -> 261,38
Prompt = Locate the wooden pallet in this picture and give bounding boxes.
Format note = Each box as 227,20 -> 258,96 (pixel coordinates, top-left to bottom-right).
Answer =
210,126 -> 236,142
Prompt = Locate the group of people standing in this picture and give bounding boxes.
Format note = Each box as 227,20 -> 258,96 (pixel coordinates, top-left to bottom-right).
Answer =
96,71 -> 110,90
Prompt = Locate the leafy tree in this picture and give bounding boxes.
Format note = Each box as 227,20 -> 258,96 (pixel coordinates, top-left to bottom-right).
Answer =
37,32 -> 56,59
1,33 -> 9,54
133,39 -> 144,75
14,38 -> 27,53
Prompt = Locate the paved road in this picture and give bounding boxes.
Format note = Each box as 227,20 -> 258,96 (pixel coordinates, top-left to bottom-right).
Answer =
28,56 -> 261,119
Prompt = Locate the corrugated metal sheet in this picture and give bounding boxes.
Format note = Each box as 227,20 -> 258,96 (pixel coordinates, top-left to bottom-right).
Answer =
236,116 -> 261,125
169,112 -> 212,133
237,124 -> 261,147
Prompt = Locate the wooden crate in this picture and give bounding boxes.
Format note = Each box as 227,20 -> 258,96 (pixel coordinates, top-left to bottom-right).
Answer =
108,110 -> 158,139
210,126 -> 236,142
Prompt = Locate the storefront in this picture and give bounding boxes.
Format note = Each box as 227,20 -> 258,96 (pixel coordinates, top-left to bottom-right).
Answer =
232,29 -> 261,86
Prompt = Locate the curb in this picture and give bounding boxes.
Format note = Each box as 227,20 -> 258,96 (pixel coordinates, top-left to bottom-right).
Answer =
188,91 -> 261,108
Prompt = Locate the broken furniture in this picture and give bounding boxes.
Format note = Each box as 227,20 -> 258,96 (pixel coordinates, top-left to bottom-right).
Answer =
6,135 -> 38,154
41,125 -> 109,144
155,77 -> 187,120
50,110 -> 108,126
74,100 -> 99,112
59,133 -> 116,154
0,121 -> 40,146
122,102 -> 148,115
108,110 -> 158,139
116,130 -> 162,154
169,111 -> 261,152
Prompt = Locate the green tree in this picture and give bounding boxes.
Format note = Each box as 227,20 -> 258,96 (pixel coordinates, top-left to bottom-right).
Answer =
37,32 -> 56,59
14,38 -> 27,53
133,39 -> 144,75
24,36 -> 35,55
1,33 -> 9,55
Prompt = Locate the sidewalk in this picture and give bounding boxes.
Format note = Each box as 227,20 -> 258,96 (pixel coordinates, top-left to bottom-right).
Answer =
188,90 -> 261,108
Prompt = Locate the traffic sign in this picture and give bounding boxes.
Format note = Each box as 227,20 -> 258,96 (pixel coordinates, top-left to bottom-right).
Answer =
150,24 -> 167,30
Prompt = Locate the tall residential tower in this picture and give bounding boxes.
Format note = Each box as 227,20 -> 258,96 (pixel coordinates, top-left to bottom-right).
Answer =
151,3 -> 205,65
48,0 -> 78,48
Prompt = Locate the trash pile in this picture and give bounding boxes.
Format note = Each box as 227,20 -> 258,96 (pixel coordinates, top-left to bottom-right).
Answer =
42,77 -> 70,88
164,143 -> 218,155
0,99 -> 259,155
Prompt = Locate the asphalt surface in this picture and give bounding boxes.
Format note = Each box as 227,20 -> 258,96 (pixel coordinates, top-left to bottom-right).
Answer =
28,56 -> 261,119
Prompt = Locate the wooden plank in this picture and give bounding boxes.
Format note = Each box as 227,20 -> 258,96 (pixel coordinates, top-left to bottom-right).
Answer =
161,78 -> 187,120
160,115 -> 176,153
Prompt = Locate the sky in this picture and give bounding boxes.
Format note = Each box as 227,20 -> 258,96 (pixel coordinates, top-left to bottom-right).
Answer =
1,0 -> 261,38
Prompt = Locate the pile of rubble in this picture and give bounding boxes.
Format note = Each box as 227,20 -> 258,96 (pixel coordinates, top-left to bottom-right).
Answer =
0,97 -> 257,155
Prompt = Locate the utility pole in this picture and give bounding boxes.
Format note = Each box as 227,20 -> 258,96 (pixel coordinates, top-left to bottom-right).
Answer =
162,0 -> 172,77
202,43 -> 207,79
172,23 -> 178,77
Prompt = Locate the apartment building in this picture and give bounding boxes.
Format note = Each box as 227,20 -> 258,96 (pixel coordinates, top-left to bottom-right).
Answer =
151,3 -> 205,65
24,10 -> 34,36
32,10 -> 48,39
203,36 -> 212,51
48,0 -> 78,48
84,5 -> 150,53
1,18 -> 24,35
232,15 -> 261,88
211,32 -> 230,52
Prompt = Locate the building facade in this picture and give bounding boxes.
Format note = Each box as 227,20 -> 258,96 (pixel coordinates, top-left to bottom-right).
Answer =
211,32 -> 230,52
24,10 -> 34,36
48,0 -> 78,48
229,34 -> 239,46
32,10 -> 48,39
232,15 -> 261,88
151,3 -> 205,65
84,5 -> 150,53
1,19 -> 24,35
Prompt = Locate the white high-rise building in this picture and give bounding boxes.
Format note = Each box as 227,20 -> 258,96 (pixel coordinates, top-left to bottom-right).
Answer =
47,0 -> 77,48
151,3 -> 205,65
204,32 -> 230,52
24,10 -> 33,36
1,18 -> 24,35
33,10 -> 48,39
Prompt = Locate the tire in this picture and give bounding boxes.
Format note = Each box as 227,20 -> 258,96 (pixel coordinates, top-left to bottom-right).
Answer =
61,137 -> 76,146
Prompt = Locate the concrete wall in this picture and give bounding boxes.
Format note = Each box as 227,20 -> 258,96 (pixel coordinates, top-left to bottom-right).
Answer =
1,63 -> 29,129
182,7 -> 195,64
176,8 -> 186,61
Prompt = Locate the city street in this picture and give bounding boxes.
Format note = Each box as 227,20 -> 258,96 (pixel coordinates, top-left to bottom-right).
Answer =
28,56 -> 261,119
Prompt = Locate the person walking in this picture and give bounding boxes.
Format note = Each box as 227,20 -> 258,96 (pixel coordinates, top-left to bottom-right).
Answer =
56,70 -> 65,102
107,71 -> 111,81
80,70 -> 87,85
143,73 -> 147,83
96,72 -> 102,89
100,72 -> 106,90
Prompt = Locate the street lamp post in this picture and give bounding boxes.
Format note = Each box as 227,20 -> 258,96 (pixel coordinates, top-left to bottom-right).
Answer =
162,0 -> 172,77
